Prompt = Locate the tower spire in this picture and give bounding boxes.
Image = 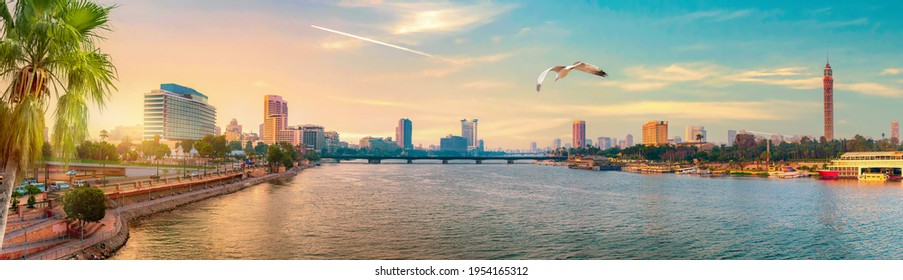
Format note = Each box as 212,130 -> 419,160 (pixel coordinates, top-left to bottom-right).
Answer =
826,49 -> 830,65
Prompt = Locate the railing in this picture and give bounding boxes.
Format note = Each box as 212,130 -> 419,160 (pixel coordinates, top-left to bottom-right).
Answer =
20,167 -> 297,260
26,214 -> 123,260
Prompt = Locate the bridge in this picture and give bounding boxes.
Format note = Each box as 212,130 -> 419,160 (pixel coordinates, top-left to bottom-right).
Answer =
321,155 -> 567,164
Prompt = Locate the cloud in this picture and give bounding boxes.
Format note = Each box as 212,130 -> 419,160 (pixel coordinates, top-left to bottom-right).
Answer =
319,39 -> 364,50
673,43 -> 709,52
837,83 -> 903,97
881,68 -> 902,75
826,18 -> 869,28
727,66 -> 821,89
668,9 -> 756,23
735,67 -> 807,77
460,80 -> 515,90
808,7 -> 832,16
735,77 -> 823,90
524,100 -> 805,121
596,81 -> 669,92
627,63 -> 721,82
253,80 -> 271,88
337,0 -> 385,7
376,2 -> 517,35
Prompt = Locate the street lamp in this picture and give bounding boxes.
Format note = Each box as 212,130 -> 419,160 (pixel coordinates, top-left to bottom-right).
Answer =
19,226 -> 27,259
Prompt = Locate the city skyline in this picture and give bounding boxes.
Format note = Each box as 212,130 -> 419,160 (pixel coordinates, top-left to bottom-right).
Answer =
81,1 -> 903,149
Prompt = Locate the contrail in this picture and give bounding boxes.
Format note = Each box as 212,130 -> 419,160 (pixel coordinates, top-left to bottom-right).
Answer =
311,25 -> 435,58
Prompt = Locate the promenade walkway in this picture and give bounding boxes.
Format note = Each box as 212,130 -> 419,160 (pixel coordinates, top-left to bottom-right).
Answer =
4,166 -> 304,260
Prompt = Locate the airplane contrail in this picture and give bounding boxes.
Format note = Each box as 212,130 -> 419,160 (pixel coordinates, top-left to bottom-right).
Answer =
311,25 -> 436,58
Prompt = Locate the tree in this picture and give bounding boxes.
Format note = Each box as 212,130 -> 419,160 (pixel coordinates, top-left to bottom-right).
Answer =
24,185 -> 41,208
254,142 -> 269,156
10,190 -> 22,212
117,136 -> 133,157
0,0 -> 117,245
99,130 -> 109,142
62,186 -> 107,240
266,145 -> 284,173
42,141 -> 53,158
180,139 -> 196,155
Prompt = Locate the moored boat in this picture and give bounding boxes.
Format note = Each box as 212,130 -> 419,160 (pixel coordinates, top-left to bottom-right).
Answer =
816,170 -> 839,179
859,173 -> 888,182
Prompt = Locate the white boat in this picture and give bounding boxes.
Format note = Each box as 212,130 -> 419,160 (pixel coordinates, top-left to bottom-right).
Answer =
675,167 -> 698,175
775,166 -> 803,179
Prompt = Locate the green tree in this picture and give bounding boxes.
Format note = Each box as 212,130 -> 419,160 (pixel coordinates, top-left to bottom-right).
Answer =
266,145 -> 284,173
24,184 -> 41,208
0,0 -> 117,245
254,142 -> 269,156
10,190 -> 22,211
42,141 -> 52,158
62,186 -> 107,240
99,129 -> 109,142
180,139 -> 195,155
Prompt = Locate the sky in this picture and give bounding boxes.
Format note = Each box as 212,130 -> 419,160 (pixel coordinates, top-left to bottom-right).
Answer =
85,0 -> 903,149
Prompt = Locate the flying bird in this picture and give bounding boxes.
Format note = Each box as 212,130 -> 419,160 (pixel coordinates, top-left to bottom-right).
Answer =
536,61 -> 608,92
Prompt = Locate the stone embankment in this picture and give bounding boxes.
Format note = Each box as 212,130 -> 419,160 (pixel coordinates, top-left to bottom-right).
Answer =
67,166 -> 310,260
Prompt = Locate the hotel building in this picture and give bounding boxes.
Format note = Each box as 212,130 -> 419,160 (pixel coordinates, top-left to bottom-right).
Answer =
143,83 -> 216,141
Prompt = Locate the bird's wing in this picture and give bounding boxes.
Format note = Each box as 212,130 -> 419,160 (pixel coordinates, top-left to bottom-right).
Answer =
537,66 -> 566,92
572,61 -> 608,77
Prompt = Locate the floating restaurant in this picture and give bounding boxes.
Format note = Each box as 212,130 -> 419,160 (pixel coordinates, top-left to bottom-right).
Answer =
826,151 -> 903,180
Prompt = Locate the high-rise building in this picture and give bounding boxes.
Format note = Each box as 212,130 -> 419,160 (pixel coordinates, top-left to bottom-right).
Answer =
301,125 -> 326,150
214,126 -> 222,136
642,121 -> 668,146
263,95 -> 289,144
325,131 -> 340,152
461,119 -> 478,150
440,135 -> 468,153
395,118 -> 413,150
685,125 -> 707,143
553,138 -> 562,149
625,134 -> 633,147
572,120 -> 586,149
597,137 -> 612,150
530,142 -> 537,152
728,130 -> 738,146
143,83 -> 216,141
823,54 -> 834,141
892,120 -> 899,141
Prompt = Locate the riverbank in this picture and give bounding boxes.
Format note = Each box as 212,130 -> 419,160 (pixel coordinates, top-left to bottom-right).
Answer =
63,164 -> 313,260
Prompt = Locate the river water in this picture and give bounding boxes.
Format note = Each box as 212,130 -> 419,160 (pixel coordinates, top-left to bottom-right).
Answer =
111,163 -> 903,259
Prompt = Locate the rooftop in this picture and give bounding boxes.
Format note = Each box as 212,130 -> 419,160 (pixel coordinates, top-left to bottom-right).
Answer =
160,83 -> 208,99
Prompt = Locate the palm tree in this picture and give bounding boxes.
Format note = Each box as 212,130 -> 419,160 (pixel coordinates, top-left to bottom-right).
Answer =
0,0 -> 116,246
99,129 -> 109,142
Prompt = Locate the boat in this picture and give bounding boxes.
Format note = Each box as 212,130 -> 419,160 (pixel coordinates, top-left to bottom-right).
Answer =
675,167 -> 697,175
697,170 -> 712,177
816,170 -> 839,179
776,166 -> 802,179
858,173 -> 888,182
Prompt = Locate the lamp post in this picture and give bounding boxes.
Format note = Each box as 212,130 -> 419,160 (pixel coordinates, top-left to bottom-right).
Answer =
20,226 -> 27,259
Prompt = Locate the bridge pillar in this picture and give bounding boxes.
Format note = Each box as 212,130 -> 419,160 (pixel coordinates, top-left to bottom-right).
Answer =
442,160 -> 449,164
407,160 -> 413,164
476,160 -> 482,164
507,159 -> 515,164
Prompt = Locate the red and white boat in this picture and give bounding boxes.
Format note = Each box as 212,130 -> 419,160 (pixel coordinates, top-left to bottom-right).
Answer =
817,170 -> 839,179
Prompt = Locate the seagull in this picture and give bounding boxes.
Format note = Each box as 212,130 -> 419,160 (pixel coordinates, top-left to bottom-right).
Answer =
536,61 -> 608,92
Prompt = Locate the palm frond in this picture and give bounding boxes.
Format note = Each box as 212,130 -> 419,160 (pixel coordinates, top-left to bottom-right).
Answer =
52,90 -> 88,166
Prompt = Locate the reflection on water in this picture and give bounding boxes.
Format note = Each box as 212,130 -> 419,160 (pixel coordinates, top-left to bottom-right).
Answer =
112,164 -> 903,260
